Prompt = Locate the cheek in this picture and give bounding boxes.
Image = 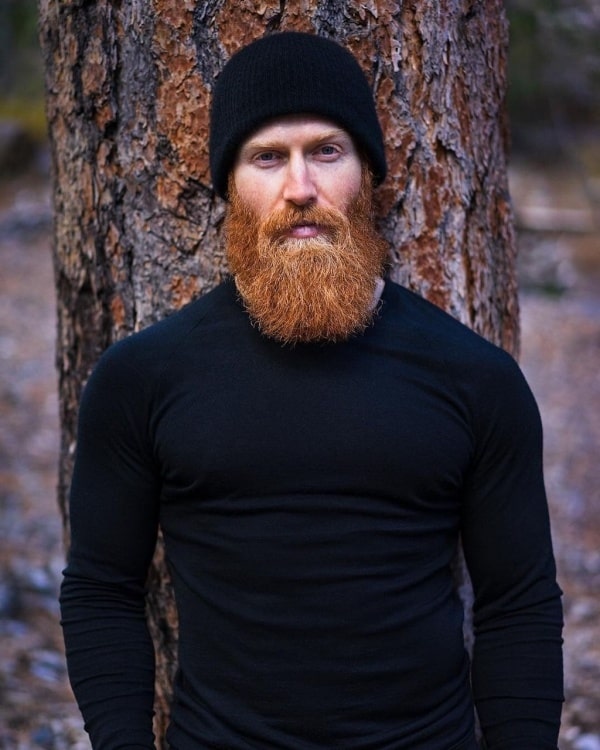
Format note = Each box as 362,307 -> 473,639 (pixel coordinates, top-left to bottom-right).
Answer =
328,169 -> 363,211
234,173 -> 277,219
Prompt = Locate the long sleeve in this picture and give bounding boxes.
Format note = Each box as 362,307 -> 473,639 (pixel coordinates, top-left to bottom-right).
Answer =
60,342 -> 162,749
59,280 -> 566,749
461,353 -> 563,749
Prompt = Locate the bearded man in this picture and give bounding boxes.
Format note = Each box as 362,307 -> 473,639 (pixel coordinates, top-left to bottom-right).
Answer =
60,32 -> 563,750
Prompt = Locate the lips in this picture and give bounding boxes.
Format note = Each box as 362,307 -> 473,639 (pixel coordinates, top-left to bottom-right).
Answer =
286,222 -> 321,239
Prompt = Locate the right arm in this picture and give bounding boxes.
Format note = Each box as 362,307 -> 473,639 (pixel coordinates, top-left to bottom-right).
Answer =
60,344 -> 161,749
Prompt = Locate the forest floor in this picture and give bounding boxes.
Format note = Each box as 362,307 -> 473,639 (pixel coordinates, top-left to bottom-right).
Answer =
0,166 -> 598,749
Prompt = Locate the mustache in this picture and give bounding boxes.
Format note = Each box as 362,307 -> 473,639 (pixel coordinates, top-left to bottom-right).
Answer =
258,204 -> 347,243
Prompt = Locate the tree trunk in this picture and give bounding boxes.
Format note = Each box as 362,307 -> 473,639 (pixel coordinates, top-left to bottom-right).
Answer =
40,0 -> 516,745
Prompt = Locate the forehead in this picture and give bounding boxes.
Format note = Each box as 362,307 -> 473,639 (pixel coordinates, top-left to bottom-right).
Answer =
241,114 -> 355,149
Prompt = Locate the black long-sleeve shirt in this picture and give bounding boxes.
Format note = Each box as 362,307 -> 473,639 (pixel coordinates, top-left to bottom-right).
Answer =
61,279 -> 563,749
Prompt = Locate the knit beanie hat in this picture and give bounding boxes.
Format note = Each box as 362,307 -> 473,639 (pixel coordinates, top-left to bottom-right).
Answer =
209,32 -> 387,199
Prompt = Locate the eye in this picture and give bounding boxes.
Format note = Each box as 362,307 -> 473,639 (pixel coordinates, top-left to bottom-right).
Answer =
315,144 -> 341,160
253,151 -> 279,165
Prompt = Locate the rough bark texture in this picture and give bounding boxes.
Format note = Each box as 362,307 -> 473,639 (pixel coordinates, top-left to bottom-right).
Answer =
40,0 -> 516,744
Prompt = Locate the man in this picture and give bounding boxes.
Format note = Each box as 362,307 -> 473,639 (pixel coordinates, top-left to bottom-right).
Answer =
60,32 -> 563,750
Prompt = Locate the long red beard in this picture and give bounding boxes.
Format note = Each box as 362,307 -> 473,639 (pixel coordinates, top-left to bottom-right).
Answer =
225,173 -> 388,345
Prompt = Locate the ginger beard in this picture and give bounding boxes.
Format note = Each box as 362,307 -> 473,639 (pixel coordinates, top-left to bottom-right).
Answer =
225,171 -> 388,345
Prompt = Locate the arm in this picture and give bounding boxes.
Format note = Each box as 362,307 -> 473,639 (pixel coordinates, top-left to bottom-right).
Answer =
60,343 -> 161,749
461,354 -> 563,750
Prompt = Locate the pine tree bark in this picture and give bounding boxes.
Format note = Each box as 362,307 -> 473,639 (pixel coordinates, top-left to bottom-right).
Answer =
40,0 -> 516,745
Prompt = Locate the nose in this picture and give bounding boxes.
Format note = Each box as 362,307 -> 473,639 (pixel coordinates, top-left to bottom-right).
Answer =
282,155 -> 318,207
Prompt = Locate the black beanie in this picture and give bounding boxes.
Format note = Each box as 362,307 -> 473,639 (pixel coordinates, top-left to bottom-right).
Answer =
209,32 -> 387,199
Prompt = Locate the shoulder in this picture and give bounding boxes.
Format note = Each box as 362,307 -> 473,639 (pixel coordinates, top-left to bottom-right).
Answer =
379,280 -> 538,422
83,280 -> 238,398
98,281 -> 236,369
380,279 -> 513,369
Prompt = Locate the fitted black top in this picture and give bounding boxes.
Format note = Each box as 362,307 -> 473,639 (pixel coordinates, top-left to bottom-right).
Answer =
60,279 -> 563,749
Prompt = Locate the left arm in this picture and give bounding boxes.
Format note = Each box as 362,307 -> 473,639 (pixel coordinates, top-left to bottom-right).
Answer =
461,354 -> 563,750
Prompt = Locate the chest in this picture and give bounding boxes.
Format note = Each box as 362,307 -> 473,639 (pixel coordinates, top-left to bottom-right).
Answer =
150,340 -> 475,509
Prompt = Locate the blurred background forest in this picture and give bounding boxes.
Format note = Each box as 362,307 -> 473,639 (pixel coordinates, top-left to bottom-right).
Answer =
0,1 -> 598,749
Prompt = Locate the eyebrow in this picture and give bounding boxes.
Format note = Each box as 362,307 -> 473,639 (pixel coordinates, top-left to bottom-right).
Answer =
241,128 -> 352,155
